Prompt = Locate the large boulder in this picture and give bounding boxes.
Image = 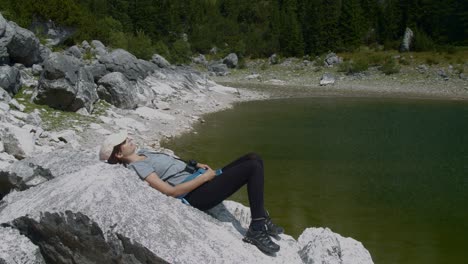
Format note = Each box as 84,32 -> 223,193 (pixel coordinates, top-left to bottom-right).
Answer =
99,49 -> 152,81
0,150 -> 374,264
0,65 -> 21,95
85,63 -> 108,82
0,14 -> 14,65
6,22 -> 42,66
34,53 -> 98,112
400,27 -> 414,52
97,72 -> 138,109
223,53 -> 238,68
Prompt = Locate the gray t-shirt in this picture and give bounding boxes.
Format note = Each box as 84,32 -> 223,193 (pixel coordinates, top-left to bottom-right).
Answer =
128,149 -> 191,186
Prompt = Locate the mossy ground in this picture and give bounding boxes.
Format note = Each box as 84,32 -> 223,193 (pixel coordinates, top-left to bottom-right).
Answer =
13,86 -> 111,131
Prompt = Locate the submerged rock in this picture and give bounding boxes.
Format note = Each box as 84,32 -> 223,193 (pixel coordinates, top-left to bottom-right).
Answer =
0,150 -> 373,263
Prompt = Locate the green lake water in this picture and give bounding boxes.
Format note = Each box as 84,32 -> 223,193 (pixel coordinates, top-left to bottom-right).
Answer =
163,96 -> 468,264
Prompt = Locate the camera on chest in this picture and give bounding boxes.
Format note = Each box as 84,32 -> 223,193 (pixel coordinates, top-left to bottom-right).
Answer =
184,159 -> 198,174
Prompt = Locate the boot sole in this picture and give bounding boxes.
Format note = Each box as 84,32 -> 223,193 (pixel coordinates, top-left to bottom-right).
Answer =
242,236 -> 280,254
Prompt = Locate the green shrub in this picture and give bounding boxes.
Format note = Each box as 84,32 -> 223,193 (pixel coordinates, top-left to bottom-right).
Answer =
171,39 -> 192,64
108,31 -> 128,50
383,40 -> 399,51
367,53 -> 387,66
338,59 -> 369,74
413,29 -> 436,51
260,62 -> 269,71
425,57 -> 439,65
399,56 -> 411,65
127,30 -> 155,60
379,59 -> 400,75
152,41 -> 170,61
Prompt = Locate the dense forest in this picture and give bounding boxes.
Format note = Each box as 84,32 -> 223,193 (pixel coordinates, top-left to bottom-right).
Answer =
0,0 -> 466,62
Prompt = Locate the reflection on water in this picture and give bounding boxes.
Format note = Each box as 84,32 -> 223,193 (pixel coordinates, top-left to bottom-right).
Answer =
163,96 -> 468,264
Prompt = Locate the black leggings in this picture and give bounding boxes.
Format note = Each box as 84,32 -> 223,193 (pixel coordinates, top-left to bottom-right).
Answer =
184,153 -> 267,219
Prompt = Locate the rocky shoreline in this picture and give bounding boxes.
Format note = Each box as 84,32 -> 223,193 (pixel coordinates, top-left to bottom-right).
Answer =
210,55 -> 468,101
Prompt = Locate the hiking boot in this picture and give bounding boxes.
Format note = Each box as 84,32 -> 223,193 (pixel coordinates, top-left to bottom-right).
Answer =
243,226 -> 280,254
265,216 -> 284,236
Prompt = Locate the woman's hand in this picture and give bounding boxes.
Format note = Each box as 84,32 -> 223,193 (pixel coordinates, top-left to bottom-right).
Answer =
196,163 -> 211,170
201,168 -> 216,181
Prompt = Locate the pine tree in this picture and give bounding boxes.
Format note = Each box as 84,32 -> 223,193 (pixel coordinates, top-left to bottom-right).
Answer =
339,0 -> 365,50
279,0 -> 304,57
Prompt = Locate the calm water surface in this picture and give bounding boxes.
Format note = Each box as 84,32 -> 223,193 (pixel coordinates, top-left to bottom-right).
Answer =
163,96 -> 468,264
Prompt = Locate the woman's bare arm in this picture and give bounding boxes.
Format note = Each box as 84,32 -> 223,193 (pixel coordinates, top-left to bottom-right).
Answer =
144,169 -> 216,197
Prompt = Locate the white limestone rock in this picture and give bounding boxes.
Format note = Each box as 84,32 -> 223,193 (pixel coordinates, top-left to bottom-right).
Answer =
0,226 -> 45,264
8,98 -> 25,111
0,102 -> 9,111
0,151 -> 374,264
1,124 -> 35,159
114,117 -> 149,132
298,227 -> 373,264
26,109 -> 42,126
0,152 -> 16,170
135,106 -> 175,121
246,74 -> 261,80
320,73 -> 336,86
9,109 -> 28,120
154,101 -> 171,110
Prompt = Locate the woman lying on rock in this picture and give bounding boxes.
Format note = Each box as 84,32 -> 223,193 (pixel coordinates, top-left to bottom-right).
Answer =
99,131 -> 284,254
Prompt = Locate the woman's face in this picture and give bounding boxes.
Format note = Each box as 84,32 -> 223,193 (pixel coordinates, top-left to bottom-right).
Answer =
119,137 -> 137,157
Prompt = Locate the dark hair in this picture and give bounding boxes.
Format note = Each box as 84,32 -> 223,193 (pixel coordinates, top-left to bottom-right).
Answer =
107,140 -> 126,165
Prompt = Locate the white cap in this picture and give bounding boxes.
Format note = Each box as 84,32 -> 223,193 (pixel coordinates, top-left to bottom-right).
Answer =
99,130 -> 128,161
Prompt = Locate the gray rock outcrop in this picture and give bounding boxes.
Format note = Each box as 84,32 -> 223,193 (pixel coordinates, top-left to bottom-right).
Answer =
208,62 -> 229,76
269,54 -> 279,65
192,54 -> 207,65
65,45 -> 82,59
29,16 -> 75,47
0,18 -> 14,66
0,226 -> 45,264
0,65 -> 20,95
0,124 -> 35,160
99,49 -> 152,81
34,52 -> 98,112
223,53 -> 238,68
0,87 -> 11,103
324,52 -> 342,67
298,228 -> 373,264
151,54 -> 171,68
0,150 -> 374,264
400,27 -> 414,52
85,63 -> 108,82
97,72 -> 138,109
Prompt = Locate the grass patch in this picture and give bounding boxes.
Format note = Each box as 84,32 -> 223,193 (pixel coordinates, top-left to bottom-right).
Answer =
338,59 -> 369,74
379,58 -> 400,75
13,86 -> 109,131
